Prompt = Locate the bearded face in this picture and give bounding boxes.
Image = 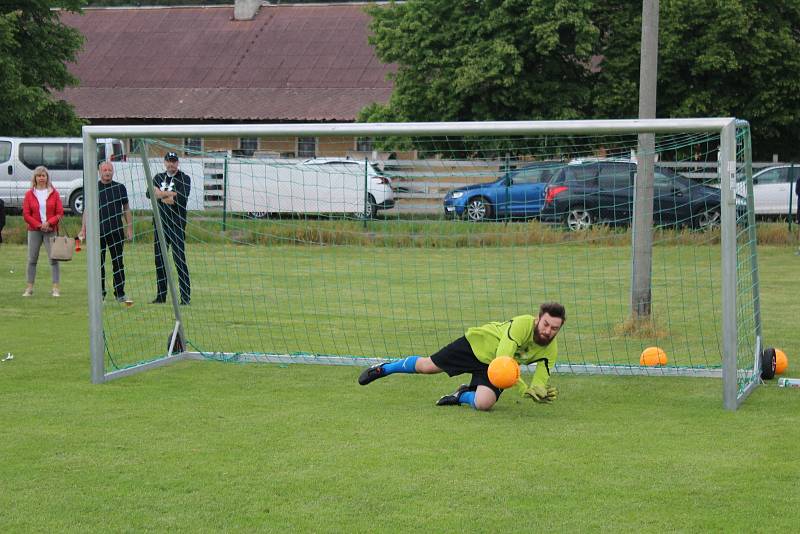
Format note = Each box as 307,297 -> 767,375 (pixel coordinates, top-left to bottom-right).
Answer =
533,313 -> 563,346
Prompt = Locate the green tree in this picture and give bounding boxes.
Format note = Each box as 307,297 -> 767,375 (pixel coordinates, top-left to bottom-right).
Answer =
363,0 -> 800,160
593,0 -> 800,160
0,1 -> 86,136
360,0 -> 600,123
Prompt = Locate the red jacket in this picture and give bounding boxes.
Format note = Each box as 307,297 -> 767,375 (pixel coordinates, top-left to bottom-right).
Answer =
22,187 -> 64,232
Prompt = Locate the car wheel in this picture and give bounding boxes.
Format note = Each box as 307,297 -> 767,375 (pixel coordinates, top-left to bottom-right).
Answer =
760,347 -> 776,380
566,209 -> 593,231
696,209 -> 720,230
357,194 -> 378,219
465,197 -> 492,222
361,194 -> 378,219
247,211 -> 268,219
69,189 -> 84,215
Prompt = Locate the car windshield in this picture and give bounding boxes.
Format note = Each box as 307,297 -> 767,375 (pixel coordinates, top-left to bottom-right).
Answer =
753,167 -> 798,184
510,164 -> 561,184
0,141 -> 10,163
303,159 -> 386,178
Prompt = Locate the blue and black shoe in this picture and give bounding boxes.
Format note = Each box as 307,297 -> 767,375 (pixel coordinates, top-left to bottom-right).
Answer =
436,384 -> 470,406
358,363 -> 386,385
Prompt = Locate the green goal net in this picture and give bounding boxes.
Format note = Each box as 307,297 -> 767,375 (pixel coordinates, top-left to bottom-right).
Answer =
82,119 -> 761,409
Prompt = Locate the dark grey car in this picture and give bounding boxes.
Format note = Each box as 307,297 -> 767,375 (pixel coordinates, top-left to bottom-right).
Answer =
539,160 -> 724,230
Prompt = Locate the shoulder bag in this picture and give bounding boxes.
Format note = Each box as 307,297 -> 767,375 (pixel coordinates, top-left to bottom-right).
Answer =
48,226 -> 74,262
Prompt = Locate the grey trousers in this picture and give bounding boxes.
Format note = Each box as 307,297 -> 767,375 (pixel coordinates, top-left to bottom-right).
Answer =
27,230 -> 60,284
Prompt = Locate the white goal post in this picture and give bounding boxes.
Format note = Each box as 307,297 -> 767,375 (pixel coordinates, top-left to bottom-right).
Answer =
81,118 -> 761,410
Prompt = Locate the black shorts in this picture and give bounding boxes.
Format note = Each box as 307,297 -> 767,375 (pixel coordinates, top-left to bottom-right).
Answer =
430,336 -> 503,399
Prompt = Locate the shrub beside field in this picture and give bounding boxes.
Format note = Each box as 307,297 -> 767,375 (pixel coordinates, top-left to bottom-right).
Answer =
3,213 -> 799,248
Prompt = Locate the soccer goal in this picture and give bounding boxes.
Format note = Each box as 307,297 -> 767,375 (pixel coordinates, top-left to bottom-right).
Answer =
82,119 -> 761,410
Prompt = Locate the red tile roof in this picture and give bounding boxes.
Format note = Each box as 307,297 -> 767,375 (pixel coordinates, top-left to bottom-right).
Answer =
57,4 -> 395,122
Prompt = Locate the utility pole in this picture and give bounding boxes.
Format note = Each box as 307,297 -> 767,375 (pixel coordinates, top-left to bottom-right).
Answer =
631,0 -> 659,319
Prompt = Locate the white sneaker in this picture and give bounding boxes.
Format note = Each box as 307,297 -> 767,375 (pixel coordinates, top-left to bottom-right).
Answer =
22,288 -> 33,297
51,288 -> 60,297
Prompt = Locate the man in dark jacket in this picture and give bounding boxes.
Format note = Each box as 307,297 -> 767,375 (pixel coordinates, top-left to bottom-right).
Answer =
80,161 -> 133,304
795,172 -> 800,223
0,199 -> 5,244
148,152 -> 191,305
796,173 -> 800,255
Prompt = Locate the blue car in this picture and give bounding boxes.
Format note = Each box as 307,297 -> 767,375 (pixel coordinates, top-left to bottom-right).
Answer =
443,162 -> 565,221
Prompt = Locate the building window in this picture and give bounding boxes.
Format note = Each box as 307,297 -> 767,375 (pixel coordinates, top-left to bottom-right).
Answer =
297,137 -> 317,158
356,137 -> 374,153
184,137 -> 202,155
238,137 -> 258,157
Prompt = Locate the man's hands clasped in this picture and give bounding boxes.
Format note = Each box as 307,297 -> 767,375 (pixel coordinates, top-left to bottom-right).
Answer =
524,384 -> 558,403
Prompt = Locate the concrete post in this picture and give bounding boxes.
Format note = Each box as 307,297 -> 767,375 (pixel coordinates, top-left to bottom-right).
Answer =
631,0 -> 659,319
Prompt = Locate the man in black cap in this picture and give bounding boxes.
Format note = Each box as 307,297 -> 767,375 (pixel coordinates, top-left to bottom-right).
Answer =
147,152 -> 191,305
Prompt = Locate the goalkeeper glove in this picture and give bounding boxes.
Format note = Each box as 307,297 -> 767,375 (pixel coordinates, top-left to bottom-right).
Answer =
524,384 -> 558,403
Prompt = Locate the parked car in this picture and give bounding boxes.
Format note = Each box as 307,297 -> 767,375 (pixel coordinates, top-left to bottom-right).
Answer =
0,136 -> 126,214
540,159 -> 726,230
749,165 -> 799,217
443,161 -> 565,221
301,158 -> 394,218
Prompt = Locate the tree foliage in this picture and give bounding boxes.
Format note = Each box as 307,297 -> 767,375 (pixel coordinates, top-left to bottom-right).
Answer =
0,1 -> 86,136
361,0 -> 599,123
594,0 -> 800,160
363,0 -> 800,160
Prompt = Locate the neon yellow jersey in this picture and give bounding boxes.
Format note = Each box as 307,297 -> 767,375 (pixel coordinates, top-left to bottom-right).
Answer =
465,315 -> 558,394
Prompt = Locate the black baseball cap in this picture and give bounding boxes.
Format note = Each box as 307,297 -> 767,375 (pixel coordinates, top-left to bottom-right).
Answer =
165,152 -> 179,161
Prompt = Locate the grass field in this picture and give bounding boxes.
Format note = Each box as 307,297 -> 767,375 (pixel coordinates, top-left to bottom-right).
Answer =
1,216 -> 800,531
98,242 -> 730,369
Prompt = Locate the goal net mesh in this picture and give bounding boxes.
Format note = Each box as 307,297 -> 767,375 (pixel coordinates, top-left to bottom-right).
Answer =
87,122 -> 759,404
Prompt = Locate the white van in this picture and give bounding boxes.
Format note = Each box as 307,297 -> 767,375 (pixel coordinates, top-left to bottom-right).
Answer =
0,137 -> 126,214
299,158 -> 395,218
223,157 -> 395,218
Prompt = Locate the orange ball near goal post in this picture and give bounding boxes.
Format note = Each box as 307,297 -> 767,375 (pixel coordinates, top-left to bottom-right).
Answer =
488,356 -> 521,389
640,346 -> 668,367
775,349 -> 789,375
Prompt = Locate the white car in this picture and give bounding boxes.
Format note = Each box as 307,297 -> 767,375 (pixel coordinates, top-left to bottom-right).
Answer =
301,158 -> 395,218
750,165 -> 799,216
0,136 -> 126,214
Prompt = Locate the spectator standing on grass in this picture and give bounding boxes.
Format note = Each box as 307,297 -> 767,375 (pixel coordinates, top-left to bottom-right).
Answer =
359,302 -> 565,411
80,161 -> 134,304
0,198 -> 5,244
146,152 -> 191,305
796,171 -> 800,255
21,166 -> 64,297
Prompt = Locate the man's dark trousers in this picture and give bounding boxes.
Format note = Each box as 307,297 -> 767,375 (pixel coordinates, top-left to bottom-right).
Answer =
154,223 -> 190,303
101,229 -> 126,299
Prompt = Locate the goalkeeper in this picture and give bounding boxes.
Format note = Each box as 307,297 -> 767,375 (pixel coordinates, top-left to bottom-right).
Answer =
358,301 -> 565,410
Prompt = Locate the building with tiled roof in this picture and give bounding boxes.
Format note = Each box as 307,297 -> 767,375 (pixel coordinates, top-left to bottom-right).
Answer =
57,1 -> 396,158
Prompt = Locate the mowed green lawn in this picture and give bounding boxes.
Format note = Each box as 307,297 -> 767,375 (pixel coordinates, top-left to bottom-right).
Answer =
1,233 -> 799,531
54,236 -> 745,372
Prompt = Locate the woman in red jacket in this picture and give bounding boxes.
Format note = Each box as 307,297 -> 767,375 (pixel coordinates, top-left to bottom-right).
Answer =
22,166 -> 64,297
